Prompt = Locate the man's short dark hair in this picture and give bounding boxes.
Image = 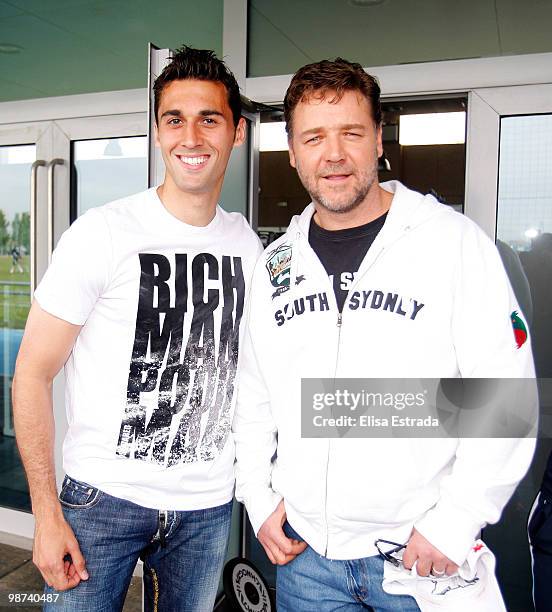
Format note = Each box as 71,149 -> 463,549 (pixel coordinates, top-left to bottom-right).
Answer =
284,58 -> 382,136
153,45 -> 242,127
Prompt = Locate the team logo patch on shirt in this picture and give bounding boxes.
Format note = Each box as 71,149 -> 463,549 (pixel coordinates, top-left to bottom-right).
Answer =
511,310 -> 528,348
266,244 -> 292,299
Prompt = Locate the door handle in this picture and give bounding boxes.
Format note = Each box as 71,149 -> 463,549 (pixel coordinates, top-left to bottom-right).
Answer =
47,159 -> 64,264
30,160 -> 47,294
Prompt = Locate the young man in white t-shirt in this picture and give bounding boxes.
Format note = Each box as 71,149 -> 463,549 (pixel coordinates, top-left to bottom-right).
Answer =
13,46 -> 262,611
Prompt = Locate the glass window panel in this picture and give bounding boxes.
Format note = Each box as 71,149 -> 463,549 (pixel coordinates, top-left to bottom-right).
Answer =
72,136 -> 148,218
497,113 -> 552,375
492,113 -> 552,612
497,115 -> 552,253
496,113 -> 552,364
0,144 -> 35,512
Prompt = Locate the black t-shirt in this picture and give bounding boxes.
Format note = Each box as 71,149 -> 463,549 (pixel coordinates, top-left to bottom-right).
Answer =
309,213 -> 387,312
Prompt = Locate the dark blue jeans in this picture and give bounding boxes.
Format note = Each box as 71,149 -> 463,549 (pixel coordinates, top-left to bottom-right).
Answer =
44,475 -> 232,612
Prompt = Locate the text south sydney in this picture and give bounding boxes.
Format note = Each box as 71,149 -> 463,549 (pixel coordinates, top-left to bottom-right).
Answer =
274,289 -> 425,327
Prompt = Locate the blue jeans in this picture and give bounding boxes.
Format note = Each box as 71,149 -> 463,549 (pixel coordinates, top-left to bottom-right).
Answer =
277,522 -> 420,611
44,475 -> 232,612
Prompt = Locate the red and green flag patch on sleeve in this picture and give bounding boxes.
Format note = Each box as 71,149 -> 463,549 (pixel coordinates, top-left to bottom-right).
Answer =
511,310 -> 528,349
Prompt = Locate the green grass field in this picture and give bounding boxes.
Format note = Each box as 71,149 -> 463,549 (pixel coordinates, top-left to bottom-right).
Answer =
0,255 -> 30,329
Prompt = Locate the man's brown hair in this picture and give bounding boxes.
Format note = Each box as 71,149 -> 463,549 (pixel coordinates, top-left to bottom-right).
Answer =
283,58 -> 382,136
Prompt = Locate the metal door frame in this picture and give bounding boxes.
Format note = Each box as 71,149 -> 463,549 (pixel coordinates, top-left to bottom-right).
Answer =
465,83 -> 552,239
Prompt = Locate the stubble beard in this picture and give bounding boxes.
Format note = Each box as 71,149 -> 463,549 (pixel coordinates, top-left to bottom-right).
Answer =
296,161 -> 379,215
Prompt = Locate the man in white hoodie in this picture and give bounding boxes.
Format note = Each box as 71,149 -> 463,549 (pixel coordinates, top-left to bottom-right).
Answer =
233,58 -> 536,611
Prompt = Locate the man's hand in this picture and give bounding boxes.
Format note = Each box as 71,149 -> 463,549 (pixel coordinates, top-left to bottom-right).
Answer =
402,528 -> 459,577
257,500 -> 307,565
33,509 -> 89,591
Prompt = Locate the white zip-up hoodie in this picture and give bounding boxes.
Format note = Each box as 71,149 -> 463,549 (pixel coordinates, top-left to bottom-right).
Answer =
233,181 -> 536,566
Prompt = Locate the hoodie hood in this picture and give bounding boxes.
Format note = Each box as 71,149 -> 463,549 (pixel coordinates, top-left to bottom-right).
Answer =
288,180 -> 451,243
280,180 -> 454,292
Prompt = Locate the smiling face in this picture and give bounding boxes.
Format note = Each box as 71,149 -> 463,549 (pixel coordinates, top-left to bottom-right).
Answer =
288,90 -> 383,216
155,78 -> 245,200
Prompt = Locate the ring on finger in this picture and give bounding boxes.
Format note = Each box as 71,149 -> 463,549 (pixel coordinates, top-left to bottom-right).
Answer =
431,567 -> 446,576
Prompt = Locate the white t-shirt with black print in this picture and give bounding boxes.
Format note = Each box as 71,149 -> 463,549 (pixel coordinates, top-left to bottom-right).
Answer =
35,188 -> 262,510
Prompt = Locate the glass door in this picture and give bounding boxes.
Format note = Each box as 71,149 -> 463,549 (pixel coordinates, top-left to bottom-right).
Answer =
47,114 -> 148,504
466,83 -> 552,612
497,114 -> 552,376
0,122 -> 52,516
0,113 -> 148,533
0,144 -> 35,437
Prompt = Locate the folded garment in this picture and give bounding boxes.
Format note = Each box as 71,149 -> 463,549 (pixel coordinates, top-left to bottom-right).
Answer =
382,540 -> 506,611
